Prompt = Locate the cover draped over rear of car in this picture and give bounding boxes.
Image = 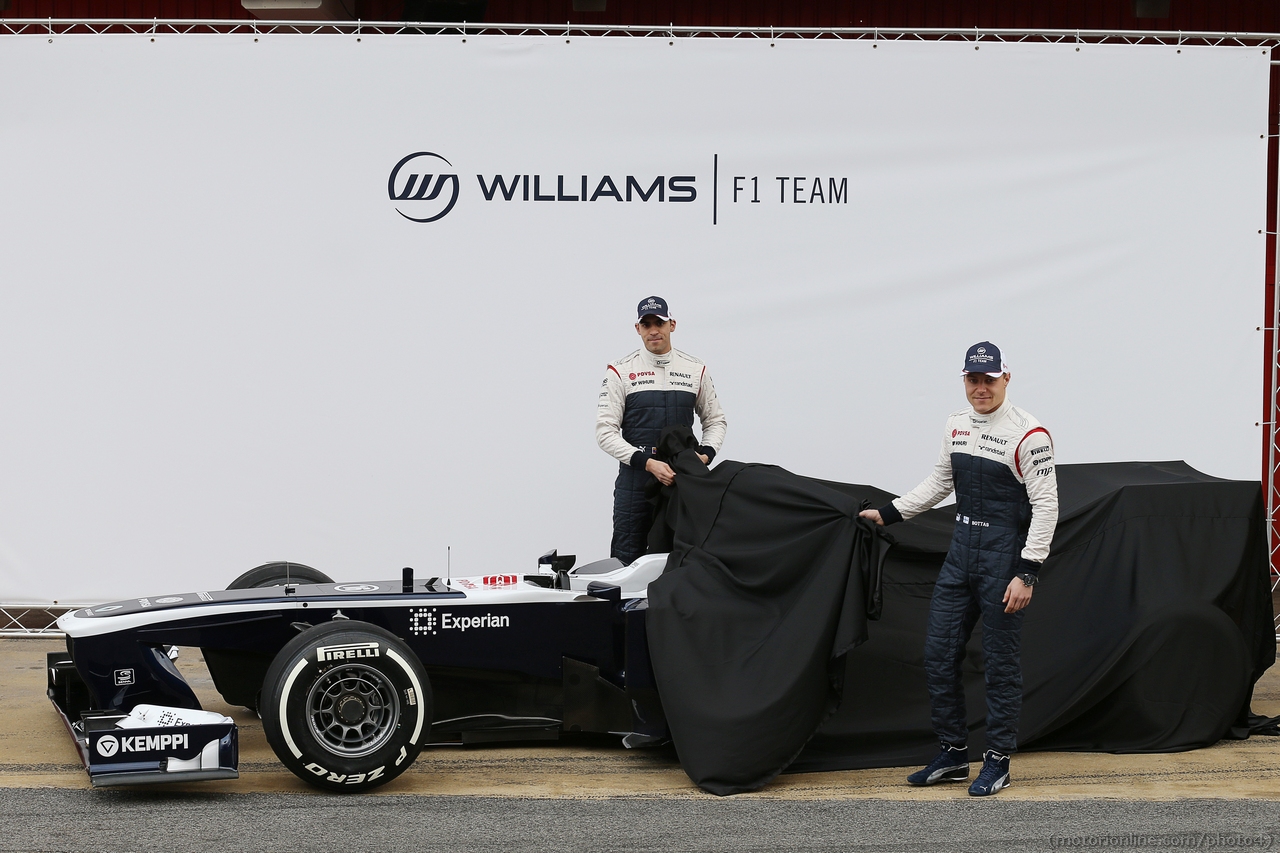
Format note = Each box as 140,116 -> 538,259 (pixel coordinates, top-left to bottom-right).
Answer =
644,439 -> 1276,796
644,430 -> 893,796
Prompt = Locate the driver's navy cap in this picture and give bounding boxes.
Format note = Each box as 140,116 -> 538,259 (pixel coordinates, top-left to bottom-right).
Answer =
636,296 -> 671,321
963,341 -> 1009,377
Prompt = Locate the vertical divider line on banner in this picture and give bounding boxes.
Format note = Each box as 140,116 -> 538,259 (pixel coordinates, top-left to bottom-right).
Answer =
1268,50 -> 1280,639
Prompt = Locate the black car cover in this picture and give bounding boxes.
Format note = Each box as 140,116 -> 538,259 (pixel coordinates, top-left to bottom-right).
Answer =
645,445 -> 1276,795
644,428 -> 895,795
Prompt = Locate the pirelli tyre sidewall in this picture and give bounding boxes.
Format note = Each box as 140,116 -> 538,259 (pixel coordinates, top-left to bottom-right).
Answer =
261,621 -> 432,792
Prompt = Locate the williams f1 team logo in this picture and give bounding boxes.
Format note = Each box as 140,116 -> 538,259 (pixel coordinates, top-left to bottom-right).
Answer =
388,152 -> 460,223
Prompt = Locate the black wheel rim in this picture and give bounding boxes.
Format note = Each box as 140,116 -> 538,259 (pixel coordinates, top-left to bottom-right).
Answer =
306,664 -> 400,758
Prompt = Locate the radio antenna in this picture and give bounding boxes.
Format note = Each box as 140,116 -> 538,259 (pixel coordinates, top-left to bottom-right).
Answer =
447,546 -> 451,578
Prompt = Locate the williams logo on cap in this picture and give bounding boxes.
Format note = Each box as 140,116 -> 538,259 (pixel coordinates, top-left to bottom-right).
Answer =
963,341 -> 1007,376
636,296 -> 671,321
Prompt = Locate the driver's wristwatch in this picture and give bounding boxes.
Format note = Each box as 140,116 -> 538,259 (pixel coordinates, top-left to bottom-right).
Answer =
1017,572 -> 1038,588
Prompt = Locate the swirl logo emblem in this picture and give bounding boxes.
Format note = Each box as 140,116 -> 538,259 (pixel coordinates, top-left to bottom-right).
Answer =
388,152 -> 460,223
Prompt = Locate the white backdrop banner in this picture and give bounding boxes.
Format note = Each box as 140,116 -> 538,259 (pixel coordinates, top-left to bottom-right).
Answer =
0,34 -> 1268,603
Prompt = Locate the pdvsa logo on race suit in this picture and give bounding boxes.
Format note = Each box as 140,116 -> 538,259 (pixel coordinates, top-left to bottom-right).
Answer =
316,642 -> 381,663
389,152 -> 460,223
96,733 -> 189,757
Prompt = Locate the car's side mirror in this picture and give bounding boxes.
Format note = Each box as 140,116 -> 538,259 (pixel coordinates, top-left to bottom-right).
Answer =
538,549 -> 577,573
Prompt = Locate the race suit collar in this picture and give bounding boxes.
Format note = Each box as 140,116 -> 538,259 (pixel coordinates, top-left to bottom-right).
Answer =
969,399 -> 1011,426
641,348 -> 673,368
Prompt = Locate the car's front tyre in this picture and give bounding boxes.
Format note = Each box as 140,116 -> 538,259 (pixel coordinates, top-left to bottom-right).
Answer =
260,621 -> 431,792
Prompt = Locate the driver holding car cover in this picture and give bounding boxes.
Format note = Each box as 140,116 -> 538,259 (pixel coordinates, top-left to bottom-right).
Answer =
596,296 -> 727,567
860,341 -> 1057,797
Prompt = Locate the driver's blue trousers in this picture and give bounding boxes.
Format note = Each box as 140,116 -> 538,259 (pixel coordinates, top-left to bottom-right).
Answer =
924,557 -> 1024,754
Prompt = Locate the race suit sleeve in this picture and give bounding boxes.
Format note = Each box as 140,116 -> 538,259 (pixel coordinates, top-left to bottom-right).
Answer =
1015,429 -> 1058,567
883,429 -> 955,524
695,368 -> 727,461
596,366 -> 642,467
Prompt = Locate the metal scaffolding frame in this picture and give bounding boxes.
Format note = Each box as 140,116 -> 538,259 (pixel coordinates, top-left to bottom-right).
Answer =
0,21 -> 1277,636
0,20 -> 1277,44
0,605 -> 76,638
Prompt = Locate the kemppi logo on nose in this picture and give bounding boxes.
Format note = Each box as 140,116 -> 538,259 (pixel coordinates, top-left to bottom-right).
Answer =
388,152 -> 460,223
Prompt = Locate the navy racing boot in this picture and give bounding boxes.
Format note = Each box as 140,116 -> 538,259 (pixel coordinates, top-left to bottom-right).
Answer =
968,750 -> 1011,796
907,742 -> 970,786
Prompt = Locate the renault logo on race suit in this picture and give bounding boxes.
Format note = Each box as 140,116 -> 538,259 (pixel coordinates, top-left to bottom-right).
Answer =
388,152 -> 460,223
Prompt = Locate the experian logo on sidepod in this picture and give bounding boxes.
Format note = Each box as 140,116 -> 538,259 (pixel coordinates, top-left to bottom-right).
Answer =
409,606 -> 510,636
387,151 -> 697,224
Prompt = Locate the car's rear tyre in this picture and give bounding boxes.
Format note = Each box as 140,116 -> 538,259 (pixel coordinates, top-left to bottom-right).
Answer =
260,621 -> 431,793
228,562 -> 333,590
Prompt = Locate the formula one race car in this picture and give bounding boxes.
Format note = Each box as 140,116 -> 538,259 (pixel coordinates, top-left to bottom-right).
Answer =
48,552 -> 669,791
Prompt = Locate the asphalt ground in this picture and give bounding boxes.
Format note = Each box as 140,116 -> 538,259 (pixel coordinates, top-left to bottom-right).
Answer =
3,638 -> 1279,851
2,790 -> 1280,853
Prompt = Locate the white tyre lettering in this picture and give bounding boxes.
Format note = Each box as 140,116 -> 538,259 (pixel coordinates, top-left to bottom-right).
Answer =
279,658 -> 311,759
345,773 -> 366,785
305,762 -> 327,776
326,773 -> 346,783
395,745 -> 407,766
367,766 -> 385,781
386,648 -> 427,744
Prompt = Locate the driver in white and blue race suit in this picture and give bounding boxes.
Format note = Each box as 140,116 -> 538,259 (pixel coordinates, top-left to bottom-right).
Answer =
596,297 -> 727,566
861,342 -> 1057,797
